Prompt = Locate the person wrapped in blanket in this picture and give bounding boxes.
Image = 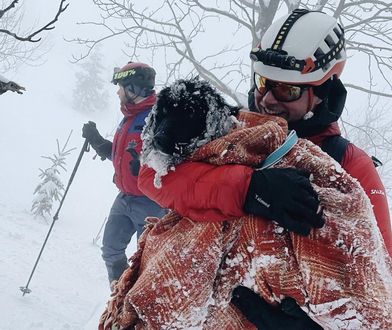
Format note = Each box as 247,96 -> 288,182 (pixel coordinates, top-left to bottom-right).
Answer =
99,75 -> 392,329
99,10 -> 392,330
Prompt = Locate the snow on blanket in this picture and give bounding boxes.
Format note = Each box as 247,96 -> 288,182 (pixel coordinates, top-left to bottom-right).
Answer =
99,111 -> 392,330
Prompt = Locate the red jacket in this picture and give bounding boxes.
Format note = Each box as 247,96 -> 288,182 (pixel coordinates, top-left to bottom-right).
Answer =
112,95 -> 156,195
138,122 -> 392,256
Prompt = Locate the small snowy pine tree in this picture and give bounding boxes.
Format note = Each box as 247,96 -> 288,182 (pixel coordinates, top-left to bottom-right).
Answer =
72,46 -> 109,113
31,131 -> 76,221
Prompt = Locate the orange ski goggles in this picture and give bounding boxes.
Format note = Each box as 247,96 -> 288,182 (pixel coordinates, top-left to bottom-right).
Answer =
254,73 -> 309,102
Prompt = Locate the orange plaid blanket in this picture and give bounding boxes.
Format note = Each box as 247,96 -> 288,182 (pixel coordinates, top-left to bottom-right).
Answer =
99,111 -> 392,330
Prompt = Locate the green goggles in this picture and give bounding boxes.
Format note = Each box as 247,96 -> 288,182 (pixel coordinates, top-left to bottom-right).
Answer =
111,68 -> 137,85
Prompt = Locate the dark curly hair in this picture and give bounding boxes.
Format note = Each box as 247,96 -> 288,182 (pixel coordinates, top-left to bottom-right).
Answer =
149,76 -> 240,156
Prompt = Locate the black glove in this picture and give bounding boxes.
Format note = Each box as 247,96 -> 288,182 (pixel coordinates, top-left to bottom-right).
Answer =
82,121 -> 103,145
82,121 -> 112,160
126,141 -> 140,176
231,286 -> 322,330
244,168 -> 324,236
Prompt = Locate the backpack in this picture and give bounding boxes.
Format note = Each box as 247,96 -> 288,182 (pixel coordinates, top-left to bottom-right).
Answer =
321,135 -> 349,164
321,135 -> 382,167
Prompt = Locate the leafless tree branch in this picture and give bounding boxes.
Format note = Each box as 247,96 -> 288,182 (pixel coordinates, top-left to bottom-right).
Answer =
0,0 -> 68,42
0,0 -> 68,73
0,0 -> 18,19
345,83 -> 392,98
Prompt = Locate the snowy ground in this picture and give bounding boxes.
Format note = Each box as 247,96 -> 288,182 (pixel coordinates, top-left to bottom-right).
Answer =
0,106 -> 137,329
0,55 -> 135,329
1,202 -> 111,330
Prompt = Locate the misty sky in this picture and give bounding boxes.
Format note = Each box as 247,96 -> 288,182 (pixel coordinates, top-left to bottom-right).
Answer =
0,2 -> 391,328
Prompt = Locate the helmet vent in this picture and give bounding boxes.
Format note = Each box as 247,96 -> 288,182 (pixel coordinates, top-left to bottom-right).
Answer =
333,26 -> 342,39
324,35 -> 335,49
314,48 -> 325,59
314,48 -> 331,72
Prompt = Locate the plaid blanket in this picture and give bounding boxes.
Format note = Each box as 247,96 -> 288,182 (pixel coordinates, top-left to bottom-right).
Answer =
99,111 -> 392,330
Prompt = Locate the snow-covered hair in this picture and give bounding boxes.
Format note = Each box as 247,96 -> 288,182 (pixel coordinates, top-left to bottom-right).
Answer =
141,77 -> 239,187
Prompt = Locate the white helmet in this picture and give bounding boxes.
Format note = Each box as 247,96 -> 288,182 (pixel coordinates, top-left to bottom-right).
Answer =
251,9 -> 346,85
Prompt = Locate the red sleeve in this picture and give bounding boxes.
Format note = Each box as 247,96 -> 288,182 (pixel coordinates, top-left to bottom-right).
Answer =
342,144 -> 392,256
138,162 -> 253,222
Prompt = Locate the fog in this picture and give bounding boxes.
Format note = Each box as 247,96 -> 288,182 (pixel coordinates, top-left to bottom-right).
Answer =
0,1 -> 391,329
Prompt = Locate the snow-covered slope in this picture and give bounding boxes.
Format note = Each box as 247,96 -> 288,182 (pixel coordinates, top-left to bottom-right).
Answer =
0,202 -> 110,329
0,56 -> 136,329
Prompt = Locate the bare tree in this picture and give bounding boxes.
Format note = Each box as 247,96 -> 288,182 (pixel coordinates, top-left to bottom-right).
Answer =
72,46 -> 110,113
0,0 -> 68,72
71,0 -> 392,103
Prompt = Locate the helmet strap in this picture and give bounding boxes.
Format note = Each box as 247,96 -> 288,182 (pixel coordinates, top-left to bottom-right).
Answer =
123,85 -> 142,104
125,83 -> 153,97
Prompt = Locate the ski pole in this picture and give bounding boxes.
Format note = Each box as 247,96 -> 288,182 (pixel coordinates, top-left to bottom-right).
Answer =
93,216 -> 108,245
20,139 -> 90,296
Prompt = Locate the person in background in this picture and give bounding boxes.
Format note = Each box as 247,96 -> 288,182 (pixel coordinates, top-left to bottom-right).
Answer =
138,9 -> 391,329
82,62 -> 166,286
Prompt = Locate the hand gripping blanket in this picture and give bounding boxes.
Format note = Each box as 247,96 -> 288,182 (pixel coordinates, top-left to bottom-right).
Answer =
99,111 -> 392,330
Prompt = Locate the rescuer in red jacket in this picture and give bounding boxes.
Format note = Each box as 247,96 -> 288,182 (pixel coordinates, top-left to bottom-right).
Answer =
138,10 -> 391,257
138,10 -> 391,329
82,62 -> 166,285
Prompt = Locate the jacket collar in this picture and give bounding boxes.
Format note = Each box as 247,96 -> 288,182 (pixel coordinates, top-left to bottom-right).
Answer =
289,79 -> 347,138
120,93 -> 157,117
305,122 -> 341,146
